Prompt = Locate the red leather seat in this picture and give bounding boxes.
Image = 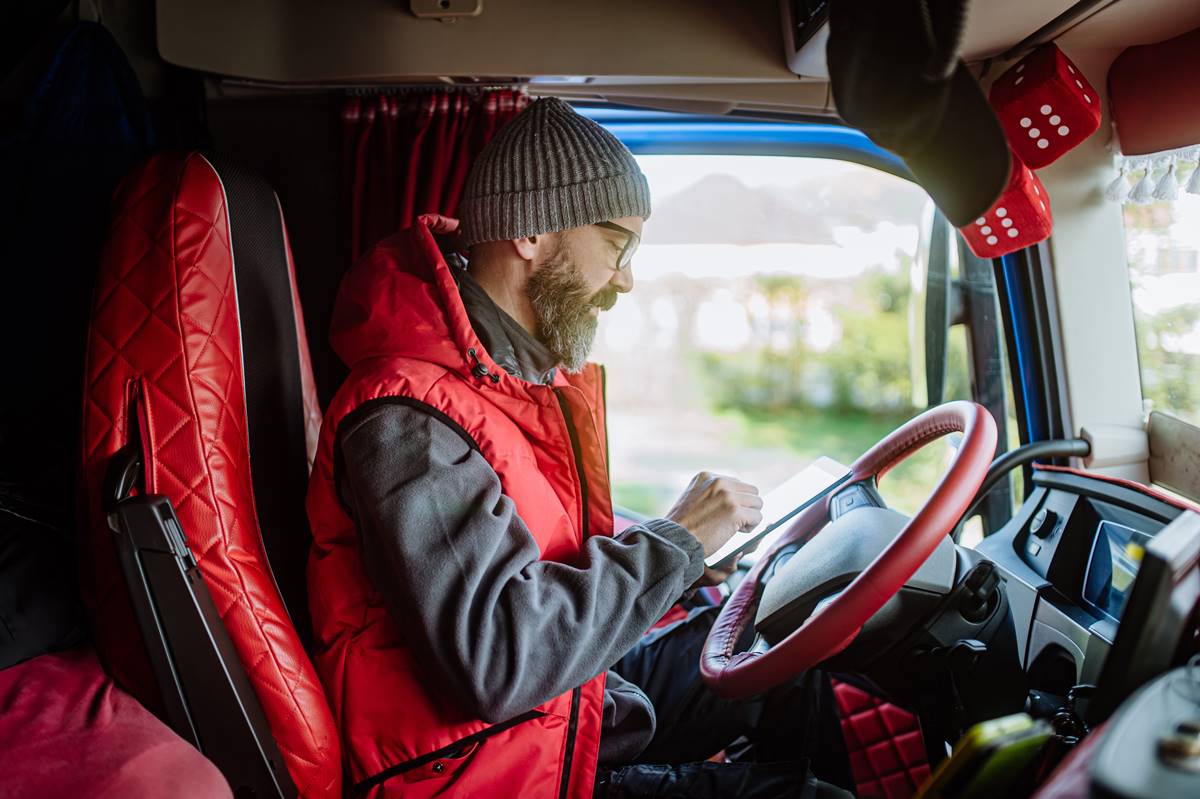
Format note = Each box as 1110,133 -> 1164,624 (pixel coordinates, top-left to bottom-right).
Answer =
79,151 -> 340,797
832,679 -> 930,798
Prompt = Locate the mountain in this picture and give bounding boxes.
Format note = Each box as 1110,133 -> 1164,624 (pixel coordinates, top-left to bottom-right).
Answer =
644,170 -> 927,246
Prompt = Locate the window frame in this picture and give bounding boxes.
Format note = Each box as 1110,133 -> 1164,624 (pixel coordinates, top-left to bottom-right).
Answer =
585,102 -> 1057,529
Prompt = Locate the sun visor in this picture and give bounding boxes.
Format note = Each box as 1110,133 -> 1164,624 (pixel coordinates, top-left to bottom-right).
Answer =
827,0 -> 1011,228
1109,25 -> 1200,156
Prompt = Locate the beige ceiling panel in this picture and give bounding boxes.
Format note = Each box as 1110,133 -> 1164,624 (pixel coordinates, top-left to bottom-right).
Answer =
1058,0 -> 1200,50
535,80 -> 833,114
157,0 -> 796,84
958,0 -> 1079,59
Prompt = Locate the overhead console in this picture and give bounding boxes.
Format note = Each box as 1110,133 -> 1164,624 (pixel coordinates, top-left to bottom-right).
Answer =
160,0 -> 850,116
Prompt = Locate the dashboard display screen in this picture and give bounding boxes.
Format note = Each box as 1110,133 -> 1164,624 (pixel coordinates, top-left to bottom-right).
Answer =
1082,521 -> 1153,622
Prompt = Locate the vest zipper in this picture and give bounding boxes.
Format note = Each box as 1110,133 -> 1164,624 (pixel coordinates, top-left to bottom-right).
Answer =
553,389 -> 589,798
559,686 -> 582,799
553,389 -> 590,539
351,710 -> 544,796
600,365 -> 611,480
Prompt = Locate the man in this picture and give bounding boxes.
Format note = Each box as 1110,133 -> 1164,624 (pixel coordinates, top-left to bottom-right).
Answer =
307,97 -> 851,798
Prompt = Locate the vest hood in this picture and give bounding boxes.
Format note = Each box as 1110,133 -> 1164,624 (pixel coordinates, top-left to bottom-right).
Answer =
330,215 -> 485,377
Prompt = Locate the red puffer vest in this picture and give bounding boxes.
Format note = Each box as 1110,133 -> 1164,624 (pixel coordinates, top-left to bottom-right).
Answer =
307,216 -> 613,798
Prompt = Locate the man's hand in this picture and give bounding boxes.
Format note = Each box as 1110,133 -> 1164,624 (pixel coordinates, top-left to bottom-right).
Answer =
691,564 -> 735,589
665,472 -> 763,558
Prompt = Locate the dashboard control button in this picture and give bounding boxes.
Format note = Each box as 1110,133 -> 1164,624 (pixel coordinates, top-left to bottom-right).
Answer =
1028,540 -> 1042,556
1031,508 -> 1058,539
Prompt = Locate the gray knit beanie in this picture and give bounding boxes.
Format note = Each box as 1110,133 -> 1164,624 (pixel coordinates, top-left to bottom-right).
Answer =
457,97 -> 652,247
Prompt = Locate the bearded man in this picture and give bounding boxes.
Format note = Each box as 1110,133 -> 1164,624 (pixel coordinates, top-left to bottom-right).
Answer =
306,98 -> 852,799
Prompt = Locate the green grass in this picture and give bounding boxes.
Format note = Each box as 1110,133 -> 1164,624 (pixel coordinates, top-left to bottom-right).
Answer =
612,407 -> 954,518
612,482 -> 676,517
725,407 -> 951,514
721,407 -> 909,465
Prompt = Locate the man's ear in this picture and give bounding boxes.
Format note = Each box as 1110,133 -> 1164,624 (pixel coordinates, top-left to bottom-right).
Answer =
511,235 -> 540,262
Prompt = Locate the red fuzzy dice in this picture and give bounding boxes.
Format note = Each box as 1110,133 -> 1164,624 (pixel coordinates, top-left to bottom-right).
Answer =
959,151 -> 1052,258
989,44 -> 1101,169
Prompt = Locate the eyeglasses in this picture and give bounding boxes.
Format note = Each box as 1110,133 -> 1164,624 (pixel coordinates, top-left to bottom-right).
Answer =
594,221 -> 640,273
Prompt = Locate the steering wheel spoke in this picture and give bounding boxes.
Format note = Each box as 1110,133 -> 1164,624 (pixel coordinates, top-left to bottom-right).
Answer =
828,478 -> 888,521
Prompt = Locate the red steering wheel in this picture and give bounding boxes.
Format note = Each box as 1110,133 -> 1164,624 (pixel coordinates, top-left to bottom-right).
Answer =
700,401 -> 997,698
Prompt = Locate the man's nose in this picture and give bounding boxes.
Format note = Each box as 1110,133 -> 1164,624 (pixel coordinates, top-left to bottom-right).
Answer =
611,262 -> 634,293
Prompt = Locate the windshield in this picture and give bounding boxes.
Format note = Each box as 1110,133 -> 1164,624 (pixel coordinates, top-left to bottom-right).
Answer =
596,154 -> 985,529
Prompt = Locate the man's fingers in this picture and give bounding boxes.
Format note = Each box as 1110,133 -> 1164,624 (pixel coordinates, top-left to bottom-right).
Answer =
738,507 -> 764,531
712,475 -> 759,495
737,491 -> 764,510
731,479 -> 760,496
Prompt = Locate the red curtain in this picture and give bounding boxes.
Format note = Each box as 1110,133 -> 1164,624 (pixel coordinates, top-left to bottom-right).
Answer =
341,89 -> 529,263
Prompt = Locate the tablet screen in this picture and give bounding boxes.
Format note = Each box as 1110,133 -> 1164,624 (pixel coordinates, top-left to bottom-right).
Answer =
704,456 -> 852,567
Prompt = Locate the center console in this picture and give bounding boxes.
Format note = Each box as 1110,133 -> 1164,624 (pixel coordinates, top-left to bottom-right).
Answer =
975,467 -> 1186,697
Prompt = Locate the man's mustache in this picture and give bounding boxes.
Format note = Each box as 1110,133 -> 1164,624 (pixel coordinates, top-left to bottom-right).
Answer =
590,288 -> 618,311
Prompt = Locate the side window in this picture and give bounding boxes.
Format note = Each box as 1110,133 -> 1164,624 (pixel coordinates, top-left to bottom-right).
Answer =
595,155 -> 981,523
1122,191 -> 1200,427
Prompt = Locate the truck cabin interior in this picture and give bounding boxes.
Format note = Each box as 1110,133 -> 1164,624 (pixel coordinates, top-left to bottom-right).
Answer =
2,1 -> 1200,798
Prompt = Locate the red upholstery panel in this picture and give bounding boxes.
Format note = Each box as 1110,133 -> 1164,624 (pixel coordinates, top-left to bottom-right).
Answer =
1108,26 -> 1200,156
279,202 -> 322,466
0,648 -> 233,799
832,679 -> 930,799
80,152 -> 340,797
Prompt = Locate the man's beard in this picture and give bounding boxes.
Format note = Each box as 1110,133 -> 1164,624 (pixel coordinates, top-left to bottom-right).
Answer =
526,240 -> 618,372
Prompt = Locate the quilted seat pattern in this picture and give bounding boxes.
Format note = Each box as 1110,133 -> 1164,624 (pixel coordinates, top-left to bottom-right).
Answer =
80,152 -> 340,797
832,680 -> 930,798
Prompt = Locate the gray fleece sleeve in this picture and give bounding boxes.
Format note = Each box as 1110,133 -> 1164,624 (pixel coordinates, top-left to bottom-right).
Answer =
337,402 -> 705,725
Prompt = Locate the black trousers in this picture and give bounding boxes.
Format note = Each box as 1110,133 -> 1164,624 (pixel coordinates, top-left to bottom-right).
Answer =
597,605 -> 856,799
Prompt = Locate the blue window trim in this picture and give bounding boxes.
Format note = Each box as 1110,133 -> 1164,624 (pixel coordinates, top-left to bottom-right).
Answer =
579,103 -> 1041,446
999,254 -> 1046,444
576,106 -> 912,182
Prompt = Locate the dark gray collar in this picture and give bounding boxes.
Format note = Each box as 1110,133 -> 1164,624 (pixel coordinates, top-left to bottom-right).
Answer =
453,262 -> 558,386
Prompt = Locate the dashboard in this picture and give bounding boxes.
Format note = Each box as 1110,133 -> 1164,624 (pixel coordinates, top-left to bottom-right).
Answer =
975,467 -> 1185,696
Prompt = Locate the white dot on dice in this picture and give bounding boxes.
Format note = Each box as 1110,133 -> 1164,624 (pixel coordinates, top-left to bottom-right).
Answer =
1075,80 -> 1083,89
1029,128 -> 1040,138
1020,117 -> 1032,128
1001,218 -> 1013,228
982,226 -> 992,234
1057,126 -> 1069,136
996,207 -> 1007,217
1049,115 -> 1061,125
1016,76 -> 1025,85
987,235 -> 998,245
975,217 -> 986,226
1084,94 -> 1091,103
1040,200 -> 1047,211
1007,229 -> 1019,238
1017,64 -> 1025,73
1068,65 -> 1075,74
1037,138 -> 1049,149
1040,104 -> 1052,114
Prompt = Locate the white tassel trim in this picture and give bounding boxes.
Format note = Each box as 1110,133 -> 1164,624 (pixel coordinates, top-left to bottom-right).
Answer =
1187,158 -> 1200,196
1153,162 -> 1179,201
1130,168 -> 1157,204
1104,163 -> 1130,202
1108,145 -> 1200,203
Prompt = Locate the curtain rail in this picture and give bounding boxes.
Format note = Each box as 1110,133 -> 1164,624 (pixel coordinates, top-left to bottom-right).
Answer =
216,77 -> 527,95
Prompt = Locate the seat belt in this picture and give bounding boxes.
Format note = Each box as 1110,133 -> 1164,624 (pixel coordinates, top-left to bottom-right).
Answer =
104,401 -> 297,798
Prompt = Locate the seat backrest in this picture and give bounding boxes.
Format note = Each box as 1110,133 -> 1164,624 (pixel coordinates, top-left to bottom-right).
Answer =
80,151 -> 340,797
